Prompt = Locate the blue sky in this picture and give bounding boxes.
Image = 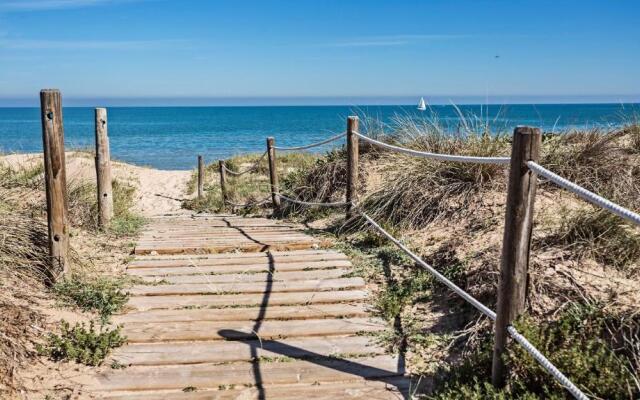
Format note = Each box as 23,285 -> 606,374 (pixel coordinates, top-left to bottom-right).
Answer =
0,0 -> 639,105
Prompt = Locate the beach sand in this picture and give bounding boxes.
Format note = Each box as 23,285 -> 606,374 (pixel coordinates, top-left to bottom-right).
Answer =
0,152 -> 193,217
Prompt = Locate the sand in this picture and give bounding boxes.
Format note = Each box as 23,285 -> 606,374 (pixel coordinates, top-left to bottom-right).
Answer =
0,152 -> 193,217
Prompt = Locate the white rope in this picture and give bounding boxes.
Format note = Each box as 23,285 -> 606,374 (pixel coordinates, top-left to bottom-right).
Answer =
277,193 -> 350,208
355,209 -> 497,320
507,326 -> 589,400
356,208 -> 589,400
273,132 -> 347,151
225,197 -> 272,208
527,161 -> 640,226
222,152 -> 267,176
353,132 -> 511,164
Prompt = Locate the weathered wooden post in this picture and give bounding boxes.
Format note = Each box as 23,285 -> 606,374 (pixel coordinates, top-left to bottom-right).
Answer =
266,137 -> 281,210
218,160 -> 228,210
492,126 -> 541,387
94,107 -> 113,228
197,155 -> 205,199
345,116 -> 359,219
40,89 -> 69,278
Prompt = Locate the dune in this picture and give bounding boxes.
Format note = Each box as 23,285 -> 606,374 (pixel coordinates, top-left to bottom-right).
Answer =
0,152 -> 193,217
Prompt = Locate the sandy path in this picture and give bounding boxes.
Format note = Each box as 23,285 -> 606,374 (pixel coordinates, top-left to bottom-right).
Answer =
0,152 -> 193,217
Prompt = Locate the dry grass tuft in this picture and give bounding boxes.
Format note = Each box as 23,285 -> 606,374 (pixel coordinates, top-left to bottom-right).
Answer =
540,127 -> 640,210
362,114 -> 510,228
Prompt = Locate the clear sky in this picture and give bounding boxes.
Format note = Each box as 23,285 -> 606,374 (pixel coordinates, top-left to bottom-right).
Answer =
0,0 -> 639,105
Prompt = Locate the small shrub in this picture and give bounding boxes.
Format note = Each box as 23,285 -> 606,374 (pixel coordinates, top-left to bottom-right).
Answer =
375,268 -> 433,322
428,303 -> 639,400
37,320 -> 125,366
53,275 -> 129,323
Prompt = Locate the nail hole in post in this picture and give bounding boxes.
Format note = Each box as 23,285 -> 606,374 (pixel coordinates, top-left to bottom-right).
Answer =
53,234 -> 60,242
46,111 -> 53,120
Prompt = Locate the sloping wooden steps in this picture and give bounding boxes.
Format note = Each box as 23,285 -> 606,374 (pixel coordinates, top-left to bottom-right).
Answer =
77,215 -> 408,399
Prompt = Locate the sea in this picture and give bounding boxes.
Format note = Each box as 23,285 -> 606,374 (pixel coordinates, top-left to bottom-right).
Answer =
0,103 -> 638,170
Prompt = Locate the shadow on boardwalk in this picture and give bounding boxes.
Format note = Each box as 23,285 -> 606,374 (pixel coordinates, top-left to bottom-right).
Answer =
218,218 -> 410,399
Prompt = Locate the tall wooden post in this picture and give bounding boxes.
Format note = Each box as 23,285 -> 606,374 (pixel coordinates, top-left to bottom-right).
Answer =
266,137 -> 281,210
492,126 -> 541,387
218,160 -> 228,210
40,89 -> 69,278
197,155 -> 205,199
94,107 -> 113,228
346,116 -> 359,219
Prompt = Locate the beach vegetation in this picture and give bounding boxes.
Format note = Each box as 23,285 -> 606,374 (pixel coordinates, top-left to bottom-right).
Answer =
53,274 -> 129,323
36,320 -> 125,366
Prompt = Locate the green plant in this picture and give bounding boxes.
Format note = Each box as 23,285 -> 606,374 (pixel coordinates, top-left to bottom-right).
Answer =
53,274 -> 129,322
37,320 -> 125,366
428,303 -> 639,400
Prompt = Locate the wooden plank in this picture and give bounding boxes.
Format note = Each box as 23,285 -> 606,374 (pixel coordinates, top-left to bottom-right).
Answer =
100,378 -> 409,400
80,355 -> 403,391
111,335 -> 383,366
126,290 -> 368,311
134,241 -> 319,255
114,303 -> 369,324
128,277 -> 365,296
126,260 -> 351,277
128,252 -> 348,268
137,268 -> 350,284
122,317 -> 384,343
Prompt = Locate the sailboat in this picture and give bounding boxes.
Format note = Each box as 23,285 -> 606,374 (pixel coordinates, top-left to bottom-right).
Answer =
417,97 -> 427,111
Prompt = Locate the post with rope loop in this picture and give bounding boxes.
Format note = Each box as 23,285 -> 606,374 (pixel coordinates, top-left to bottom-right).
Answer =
218,160 -> 228,211
197,155 -> 205,199
492,126 -> 541,387
346,116 -> 359,219
40,89 -> 70,280
267,137 -> 281,211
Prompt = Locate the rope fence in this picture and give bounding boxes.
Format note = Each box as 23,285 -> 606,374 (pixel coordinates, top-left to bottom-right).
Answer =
527,160 -> 640,226
211,116 -> 639,400
273,131 -> 346,151
353,131 -> 511,164
222,151 -> 267,176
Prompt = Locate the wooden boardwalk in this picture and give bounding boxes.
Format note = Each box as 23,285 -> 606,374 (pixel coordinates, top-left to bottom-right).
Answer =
80,214 -> 408,399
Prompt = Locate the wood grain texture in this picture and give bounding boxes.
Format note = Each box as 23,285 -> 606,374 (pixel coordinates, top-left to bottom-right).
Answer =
78,215 -> 408,398
492,126 -> 541,386
267,136 -> 281,209
346,116 -> 359,219
40,89 -> 69,278
94,107 -> 113,227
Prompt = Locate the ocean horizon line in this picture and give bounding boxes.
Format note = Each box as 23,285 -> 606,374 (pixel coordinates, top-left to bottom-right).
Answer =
1,95 -> 639,108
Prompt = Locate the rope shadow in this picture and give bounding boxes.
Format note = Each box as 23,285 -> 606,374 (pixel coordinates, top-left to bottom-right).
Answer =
217,328 -> 409,398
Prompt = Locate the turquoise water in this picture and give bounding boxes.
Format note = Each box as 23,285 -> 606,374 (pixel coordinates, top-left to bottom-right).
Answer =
0,104 -> 637,170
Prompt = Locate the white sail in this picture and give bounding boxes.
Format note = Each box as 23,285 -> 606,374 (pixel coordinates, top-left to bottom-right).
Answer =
417,97 -> 427,111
